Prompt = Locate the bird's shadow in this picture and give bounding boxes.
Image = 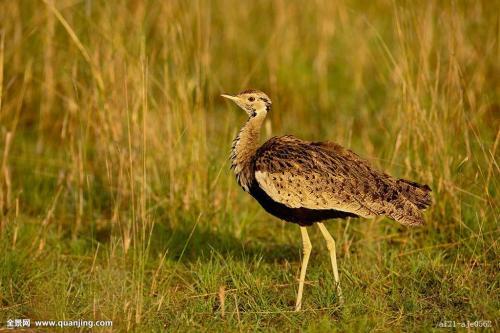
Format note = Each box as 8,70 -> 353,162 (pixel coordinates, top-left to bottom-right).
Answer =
147,221 -> 299,264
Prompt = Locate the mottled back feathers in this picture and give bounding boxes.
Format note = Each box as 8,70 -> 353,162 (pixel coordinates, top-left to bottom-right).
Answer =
251,136 -> 432,226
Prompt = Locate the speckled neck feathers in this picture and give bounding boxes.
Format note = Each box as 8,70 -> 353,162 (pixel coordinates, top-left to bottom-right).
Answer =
230,113 -> 266,191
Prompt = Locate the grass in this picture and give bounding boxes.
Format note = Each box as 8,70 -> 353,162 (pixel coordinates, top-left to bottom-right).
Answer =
0,0 -> 498,331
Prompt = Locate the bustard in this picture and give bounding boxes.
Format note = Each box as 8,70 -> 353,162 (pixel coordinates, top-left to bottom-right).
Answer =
222,89 -> 432,311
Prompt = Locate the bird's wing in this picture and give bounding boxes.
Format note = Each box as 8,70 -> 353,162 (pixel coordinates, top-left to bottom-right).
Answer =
253,136 -> 395,217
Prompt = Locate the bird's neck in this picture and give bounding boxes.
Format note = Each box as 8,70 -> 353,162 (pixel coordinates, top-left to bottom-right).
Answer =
231,112 -> 266,186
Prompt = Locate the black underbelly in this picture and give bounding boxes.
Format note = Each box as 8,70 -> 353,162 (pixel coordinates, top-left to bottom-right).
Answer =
249,184 -> 358,226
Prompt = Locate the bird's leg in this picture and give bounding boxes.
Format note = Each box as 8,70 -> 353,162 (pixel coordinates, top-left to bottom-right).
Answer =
317,222 -> 344,303
295,226 -> 312,312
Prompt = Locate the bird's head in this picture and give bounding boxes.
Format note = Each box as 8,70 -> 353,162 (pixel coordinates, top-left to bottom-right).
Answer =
221,89 -> 272,118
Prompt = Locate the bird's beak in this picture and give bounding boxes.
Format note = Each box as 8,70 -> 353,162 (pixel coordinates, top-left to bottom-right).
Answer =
221,94 -> 240,102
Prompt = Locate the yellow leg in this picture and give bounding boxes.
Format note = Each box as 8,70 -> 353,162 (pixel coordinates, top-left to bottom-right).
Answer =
295,226 -> 312,311
317,223 -> 344,303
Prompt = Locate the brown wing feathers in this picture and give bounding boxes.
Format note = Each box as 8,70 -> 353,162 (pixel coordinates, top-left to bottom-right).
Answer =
253,136 -> 431,226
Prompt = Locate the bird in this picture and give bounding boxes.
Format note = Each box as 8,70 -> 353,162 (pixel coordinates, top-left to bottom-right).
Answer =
221,89 -> 432,311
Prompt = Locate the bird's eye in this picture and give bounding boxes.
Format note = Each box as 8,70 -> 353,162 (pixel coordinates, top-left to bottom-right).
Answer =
248,96 -> 255,102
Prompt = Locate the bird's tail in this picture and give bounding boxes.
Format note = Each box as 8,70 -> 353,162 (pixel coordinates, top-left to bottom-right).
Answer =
384,179 -> 432,226
396,179 -> 432,209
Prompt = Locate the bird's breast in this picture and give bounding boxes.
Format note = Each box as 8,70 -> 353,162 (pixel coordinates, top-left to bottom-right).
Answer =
234,164 -> 255,193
